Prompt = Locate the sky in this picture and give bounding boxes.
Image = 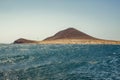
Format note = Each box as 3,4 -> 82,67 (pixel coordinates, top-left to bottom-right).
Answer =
0,0 -> 120,43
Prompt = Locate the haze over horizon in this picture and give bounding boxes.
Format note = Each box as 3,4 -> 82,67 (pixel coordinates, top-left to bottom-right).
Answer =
0,0 -> 120,43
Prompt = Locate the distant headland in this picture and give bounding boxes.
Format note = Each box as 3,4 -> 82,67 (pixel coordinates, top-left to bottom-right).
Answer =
13,28 -> 120,44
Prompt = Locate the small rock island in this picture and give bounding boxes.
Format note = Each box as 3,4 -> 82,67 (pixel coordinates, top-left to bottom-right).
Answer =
14,28 -> 120,44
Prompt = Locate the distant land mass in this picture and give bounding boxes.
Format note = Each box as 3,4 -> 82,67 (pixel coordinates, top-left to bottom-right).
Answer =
14,28 -> 120,44
43,28 -> 97,40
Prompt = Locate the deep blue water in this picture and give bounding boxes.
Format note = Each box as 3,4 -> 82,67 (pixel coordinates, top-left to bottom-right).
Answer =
0,44 -> 120,80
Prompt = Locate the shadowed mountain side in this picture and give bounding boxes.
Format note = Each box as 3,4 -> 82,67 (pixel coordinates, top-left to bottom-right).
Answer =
13,38 -> 37,44
44,28 -> 98,41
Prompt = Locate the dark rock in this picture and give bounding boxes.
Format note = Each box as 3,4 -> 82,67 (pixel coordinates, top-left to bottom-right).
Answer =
13,38 -> 37,44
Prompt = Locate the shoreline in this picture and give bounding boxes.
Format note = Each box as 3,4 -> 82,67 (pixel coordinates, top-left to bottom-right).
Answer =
37,39 -> 120,45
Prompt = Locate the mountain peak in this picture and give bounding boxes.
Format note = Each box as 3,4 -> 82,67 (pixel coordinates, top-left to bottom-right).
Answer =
44,27 -> 97,41
62,27 -> 80,32
65,27 -> 77,30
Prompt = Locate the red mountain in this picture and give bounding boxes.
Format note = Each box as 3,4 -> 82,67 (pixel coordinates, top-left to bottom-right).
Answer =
44,28 -> 97,41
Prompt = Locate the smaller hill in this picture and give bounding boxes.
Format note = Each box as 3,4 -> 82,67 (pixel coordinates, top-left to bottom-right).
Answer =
13,38 -> 37,44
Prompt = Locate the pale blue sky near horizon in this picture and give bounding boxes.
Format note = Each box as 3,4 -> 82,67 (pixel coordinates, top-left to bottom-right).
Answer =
0,0 -> 120,43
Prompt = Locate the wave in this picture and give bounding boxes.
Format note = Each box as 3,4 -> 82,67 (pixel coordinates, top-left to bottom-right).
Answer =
0,44 -> 120,80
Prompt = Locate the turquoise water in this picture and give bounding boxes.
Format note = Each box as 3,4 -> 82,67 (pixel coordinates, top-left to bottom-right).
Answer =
0,44 -> 120,80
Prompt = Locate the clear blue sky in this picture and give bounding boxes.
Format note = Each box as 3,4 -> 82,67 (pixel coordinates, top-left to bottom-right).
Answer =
0,0 -> 120,43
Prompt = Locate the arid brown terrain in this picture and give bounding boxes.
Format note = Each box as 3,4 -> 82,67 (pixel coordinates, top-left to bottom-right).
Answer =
14,28 -> 120,44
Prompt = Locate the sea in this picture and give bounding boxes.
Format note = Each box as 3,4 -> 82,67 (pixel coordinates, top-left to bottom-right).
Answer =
0,44 -> 120,80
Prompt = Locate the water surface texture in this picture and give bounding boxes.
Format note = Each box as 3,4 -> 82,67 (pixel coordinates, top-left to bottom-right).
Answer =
0,44 -> 120,80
